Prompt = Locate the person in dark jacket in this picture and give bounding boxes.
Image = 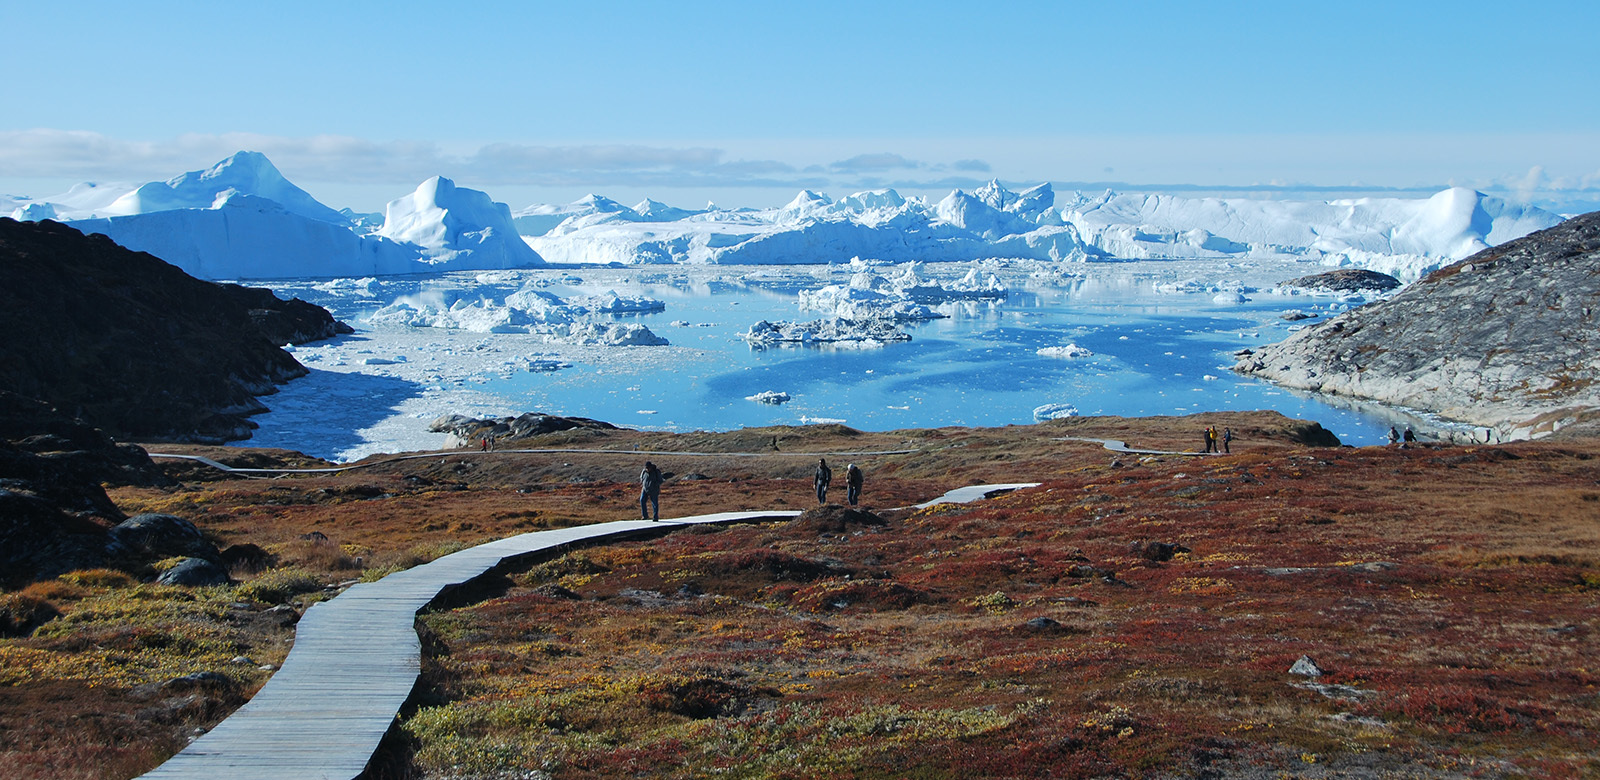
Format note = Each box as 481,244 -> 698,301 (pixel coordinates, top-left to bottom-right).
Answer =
639,461 -> 663,521
814,458 -> 832,504
845,463 -> 863,506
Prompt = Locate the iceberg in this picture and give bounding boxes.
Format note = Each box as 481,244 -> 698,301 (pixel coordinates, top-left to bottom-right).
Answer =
379,176 -> 545,269
746,391 -> 792,405
37,153 -> 546,280
1037,344 -> 1094,359
744,318 -> 911,347
1032,403 -> 1081,421
368,285 -> 667,345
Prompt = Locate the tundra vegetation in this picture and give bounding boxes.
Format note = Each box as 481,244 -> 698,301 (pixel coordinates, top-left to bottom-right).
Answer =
1,413 -> 1596,779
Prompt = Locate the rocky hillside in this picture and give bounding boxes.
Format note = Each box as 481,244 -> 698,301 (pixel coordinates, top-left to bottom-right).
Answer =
0,218 -> 350,442
1237,210 -> 1600,438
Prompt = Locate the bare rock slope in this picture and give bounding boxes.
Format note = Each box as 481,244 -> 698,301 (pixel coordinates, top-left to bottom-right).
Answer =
1237,210 -> 1600,439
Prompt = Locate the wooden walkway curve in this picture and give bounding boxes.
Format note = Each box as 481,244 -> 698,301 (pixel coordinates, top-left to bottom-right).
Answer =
138,511 -> 796,780
139,484 -> 1035,780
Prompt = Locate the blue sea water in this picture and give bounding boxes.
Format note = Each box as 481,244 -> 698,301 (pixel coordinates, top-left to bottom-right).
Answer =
262,264 -> 1418,452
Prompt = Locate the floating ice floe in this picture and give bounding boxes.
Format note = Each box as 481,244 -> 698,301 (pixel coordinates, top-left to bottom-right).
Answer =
796,284 -> 945,322
367,285 -> 669,345
746,391 -> 791,405
1037,343 -> 1094,359
801,416 -> 847,425
555,323 -> 668,346
573,290 -> 667,314
1032,403 -> 1081,421
313,277 -> 381,296
744,318 -> 911,347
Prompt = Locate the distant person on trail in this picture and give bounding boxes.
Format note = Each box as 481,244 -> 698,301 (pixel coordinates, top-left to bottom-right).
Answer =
1222,427 -> 1233,454
845,463 -> 863,506
1402,426 -> 1416,448
814,458 -> 833,504
639,461 -> 664,521
1388,426 -> 1400,447
1202,427 -> 1212,453
480,436 -> 489,452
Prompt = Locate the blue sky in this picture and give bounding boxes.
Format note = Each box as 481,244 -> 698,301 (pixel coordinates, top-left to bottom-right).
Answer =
3,0 -> 1597,211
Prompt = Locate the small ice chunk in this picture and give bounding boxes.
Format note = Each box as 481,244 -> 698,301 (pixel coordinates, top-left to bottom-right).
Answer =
1037,343 -> 1094,359
746,391 -> 791,405
1032,403 -> 1080,421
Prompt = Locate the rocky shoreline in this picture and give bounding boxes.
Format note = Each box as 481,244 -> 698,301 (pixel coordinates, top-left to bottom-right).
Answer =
1236,211 -> 1600,439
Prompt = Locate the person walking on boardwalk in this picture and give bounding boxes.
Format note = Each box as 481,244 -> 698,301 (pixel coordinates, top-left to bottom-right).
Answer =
845,463 -> 863,506
814,458 -> 832,504
1203,426 -> 1215,453
639,461 -> 664,521
1222,427 -> 1233,454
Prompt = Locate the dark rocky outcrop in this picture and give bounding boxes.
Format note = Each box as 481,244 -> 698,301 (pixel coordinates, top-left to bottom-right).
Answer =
0,487 -> 112,588
1282,269 -> 1401,292
1239,211 -> 1600,439
155,557 -> 232,586
106,513 -> 222,565
429,412 -> 620,448
0,392 -> 175,587
0,218 -> 349,442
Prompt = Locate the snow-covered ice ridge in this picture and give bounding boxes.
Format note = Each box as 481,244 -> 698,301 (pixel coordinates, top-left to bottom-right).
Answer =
8,151 -> 1565,283
527,182 -> 1562,282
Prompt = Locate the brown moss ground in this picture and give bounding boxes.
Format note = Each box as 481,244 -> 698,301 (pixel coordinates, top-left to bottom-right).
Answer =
2,411 -> 1597,778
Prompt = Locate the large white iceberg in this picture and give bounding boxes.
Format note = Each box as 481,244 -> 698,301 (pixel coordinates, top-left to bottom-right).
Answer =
379,176 -> 545,269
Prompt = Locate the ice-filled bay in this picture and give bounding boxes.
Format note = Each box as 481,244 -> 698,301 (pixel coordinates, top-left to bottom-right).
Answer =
239,261 -> 1437,461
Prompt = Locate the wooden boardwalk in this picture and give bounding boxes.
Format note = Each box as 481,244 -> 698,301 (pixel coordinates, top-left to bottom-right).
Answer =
139,484 -> 1036,780
138,511 -> 798,780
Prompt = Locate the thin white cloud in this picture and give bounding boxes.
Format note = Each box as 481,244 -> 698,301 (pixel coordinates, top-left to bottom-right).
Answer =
829,153 -> 921,172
